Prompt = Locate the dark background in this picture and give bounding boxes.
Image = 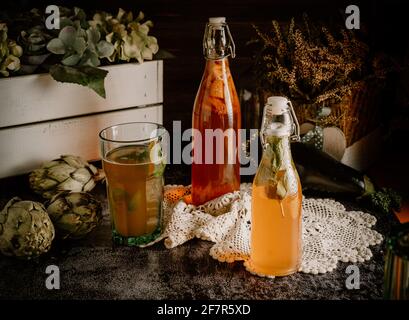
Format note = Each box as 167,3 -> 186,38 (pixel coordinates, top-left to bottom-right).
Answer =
1,0 -> 408,194
1,0 -> 408,133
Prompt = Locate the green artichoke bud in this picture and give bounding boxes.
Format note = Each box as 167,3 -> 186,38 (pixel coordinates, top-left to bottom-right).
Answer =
47,192 -> 102,239
0,23 -> 23,77
0,198 -> 55,259
29,155 -> 104,199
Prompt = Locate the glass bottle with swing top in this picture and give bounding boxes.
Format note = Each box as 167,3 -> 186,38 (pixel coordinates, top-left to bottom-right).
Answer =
191,17 -> 241,205
245,96 -> 302,277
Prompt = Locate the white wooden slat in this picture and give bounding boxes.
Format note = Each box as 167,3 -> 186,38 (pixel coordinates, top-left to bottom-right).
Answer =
0,105 -> 163,178
0,60 -> 163,128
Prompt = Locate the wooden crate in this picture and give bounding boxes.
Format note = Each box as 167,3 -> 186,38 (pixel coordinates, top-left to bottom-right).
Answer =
0,60 -> 163,178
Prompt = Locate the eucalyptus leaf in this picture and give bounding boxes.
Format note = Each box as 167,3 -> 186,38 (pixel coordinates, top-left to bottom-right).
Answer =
73,7 -> 87,27
73,37 -> 86,55
276,180 -> 287,200
261,136 -> 292,201
141,47 -> 153,60
96,40 -> 114,58
61,54 -> 81,66
137,23 -> 150,35
59,26 -> 77,46
144,20 -> 154,28
72,20 -> 82,31
135,11 -> 144,22
148,40 -> 159,54
49,64 -> 108,98
77,27 -> 87,39
86,27 -> 100,45
47,38 -> 65,54
106,32 -> 114,43
80,50 -> 100,67
116,8 -> 126,21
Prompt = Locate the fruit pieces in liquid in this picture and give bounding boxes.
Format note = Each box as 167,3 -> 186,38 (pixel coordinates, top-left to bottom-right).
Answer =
192,59 -> 241,205
250,183 -> 302,276
103,145 -> 163,237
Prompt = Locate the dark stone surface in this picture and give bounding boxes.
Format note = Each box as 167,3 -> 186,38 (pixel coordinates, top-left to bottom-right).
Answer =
0,164 -> 398,300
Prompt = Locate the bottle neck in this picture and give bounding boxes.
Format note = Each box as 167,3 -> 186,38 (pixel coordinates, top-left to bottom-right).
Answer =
205,58 -> 230,70
263,135 -> 292,170
256,134 -> 299,197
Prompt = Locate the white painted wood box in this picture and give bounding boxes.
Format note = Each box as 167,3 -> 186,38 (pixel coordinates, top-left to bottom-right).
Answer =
0,60 -> 163,178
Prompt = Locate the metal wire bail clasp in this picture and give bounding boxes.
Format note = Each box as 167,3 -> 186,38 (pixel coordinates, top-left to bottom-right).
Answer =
225,24 -> 236,58
202,19 -> 236,59
288,100 -> 300,142
260,97 -> 300,148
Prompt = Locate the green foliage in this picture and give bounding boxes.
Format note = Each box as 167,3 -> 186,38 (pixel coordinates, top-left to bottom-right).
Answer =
18,25 -> 52,72
90,8 -> 159,63
1,6 -> 161,97
49,64 -> 108,98
360,188 -> 402,215
19,25 -> 52,55
0,23 -> 22,76
47,24 -> 114,68
257,136 -> 290,200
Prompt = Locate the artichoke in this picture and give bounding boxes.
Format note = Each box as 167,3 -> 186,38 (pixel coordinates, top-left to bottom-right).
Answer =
0,198 -> 55,259
29,155 -> 104,199
46,192 -> 102,239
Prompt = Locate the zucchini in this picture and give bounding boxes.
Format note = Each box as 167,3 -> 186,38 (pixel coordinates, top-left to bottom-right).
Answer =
291,142 -> 401,214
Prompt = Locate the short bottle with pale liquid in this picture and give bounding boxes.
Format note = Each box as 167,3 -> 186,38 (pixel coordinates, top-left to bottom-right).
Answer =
245,96 -> 302,277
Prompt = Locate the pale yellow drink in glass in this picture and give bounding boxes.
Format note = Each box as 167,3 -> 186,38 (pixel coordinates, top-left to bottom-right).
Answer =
99,122 -> 167,246
103,145 -> 164,239
250,182 -> 302,276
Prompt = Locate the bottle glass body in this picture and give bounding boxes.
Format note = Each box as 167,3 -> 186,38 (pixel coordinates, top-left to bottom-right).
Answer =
249,135 -> 302,276
191,58 -> 241,205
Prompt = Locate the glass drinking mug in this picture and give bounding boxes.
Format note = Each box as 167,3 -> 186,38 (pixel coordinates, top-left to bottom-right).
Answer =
99,122 -> 167,246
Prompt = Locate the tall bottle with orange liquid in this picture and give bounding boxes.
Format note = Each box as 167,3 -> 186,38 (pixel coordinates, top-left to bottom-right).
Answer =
245,96 -> 302,277
191,17 -> 241,205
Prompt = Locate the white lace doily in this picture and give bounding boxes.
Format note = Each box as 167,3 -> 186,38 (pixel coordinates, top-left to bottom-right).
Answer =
145,183 -> 383,276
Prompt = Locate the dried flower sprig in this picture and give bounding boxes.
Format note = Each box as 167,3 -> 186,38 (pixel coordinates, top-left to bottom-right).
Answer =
253,14 -> 386,106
